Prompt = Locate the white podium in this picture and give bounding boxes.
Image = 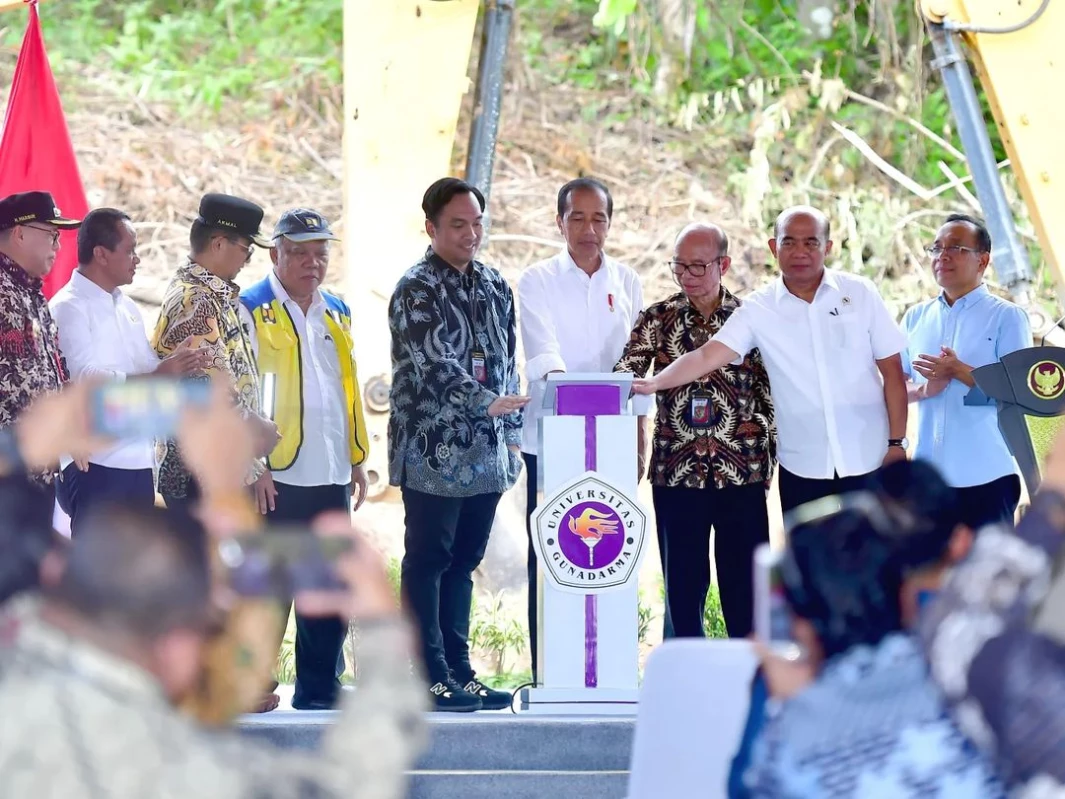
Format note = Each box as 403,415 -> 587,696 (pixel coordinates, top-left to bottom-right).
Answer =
521,373 -> 649,715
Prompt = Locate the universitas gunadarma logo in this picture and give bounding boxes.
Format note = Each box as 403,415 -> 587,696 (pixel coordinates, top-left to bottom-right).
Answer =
531,472 -> 648,594
1028,360 -> 1065,401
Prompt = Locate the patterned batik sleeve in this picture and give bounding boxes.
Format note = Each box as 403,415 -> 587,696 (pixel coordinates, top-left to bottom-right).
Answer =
614,308 -> 657,378
391,277 -> 498,416
919,489 -> 1065,790
152,289 -> 228,380
0,286 -> 27,429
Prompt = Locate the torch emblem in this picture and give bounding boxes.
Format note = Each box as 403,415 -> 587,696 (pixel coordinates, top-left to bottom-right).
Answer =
567,506 -> 621,567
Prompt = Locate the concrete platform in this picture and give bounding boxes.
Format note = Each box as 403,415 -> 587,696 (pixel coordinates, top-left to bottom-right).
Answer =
238,686 -> 635,798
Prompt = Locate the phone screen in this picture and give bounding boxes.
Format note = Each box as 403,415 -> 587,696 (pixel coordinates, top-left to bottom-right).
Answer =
218,529 -> 353,598
91,379 -> 212,440
753,544 -> 800,659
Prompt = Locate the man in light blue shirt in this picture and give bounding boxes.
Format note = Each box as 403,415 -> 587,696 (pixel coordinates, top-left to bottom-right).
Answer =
903,213 -> 1031,528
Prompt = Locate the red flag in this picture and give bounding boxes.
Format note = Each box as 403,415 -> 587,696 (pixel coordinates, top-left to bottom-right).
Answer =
0,1 -> 88,298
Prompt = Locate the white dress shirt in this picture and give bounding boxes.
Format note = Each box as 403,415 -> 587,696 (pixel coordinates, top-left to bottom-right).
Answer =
49,271 -> 160,470
239,271 -> 351,487
712,268 -> 907,479
517,249 -> 648,454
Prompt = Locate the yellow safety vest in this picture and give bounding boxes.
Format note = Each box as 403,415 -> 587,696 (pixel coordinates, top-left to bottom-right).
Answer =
240,279 -> 369,472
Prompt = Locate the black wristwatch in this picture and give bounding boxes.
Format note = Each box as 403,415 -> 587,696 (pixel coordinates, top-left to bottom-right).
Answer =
888,438 -> 909,449
0,426 -> 26,475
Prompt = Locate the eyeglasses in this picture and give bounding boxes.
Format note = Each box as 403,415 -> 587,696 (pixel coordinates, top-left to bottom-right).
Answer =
668,257 -> 723,277
220,237 -> 254,261
924,244 -> 983,258
22,224 -> 60,246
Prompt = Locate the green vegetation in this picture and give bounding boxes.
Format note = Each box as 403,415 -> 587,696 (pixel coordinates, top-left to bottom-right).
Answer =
21,0 -> 341,112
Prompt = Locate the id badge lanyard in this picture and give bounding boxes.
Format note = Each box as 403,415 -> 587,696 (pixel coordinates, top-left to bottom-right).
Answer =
467,271 -> 488,384
690,380 -> 714,428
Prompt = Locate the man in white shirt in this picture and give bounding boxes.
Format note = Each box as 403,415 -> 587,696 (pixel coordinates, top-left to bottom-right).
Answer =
903,214 -> 1031,528
517,177 -> 647,676
633,205 -> 909,514
49,208 -> 206,535
239,208 -> 371,710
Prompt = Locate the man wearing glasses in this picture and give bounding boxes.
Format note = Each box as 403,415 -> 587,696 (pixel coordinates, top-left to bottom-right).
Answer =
633,205 -> 909,515
0,191 -> 81,492
151,193 -> 281,513
615,223 -> 775,639
901,214 -> 1031,527
517,177 -> 647,672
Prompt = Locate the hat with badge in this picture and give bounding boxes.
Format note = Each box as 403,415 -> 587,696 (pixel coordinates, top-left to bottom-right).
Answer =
272,208 -> 340,243
0,191 -> 81,231
195,193 -> 272,248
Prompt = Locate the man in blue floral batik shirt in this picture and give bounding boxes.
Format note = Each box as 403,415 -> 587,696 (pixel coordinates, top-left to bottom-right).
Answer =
388,177 -> 529,713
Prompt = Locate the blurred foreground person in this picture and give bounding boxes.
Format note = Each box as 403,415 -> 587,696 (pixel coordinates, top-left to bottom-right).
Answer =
741,488 -> 1003,798
0,504 -> 426,798
728,458 -> 977,797
920,425 -> 1065,793
0,474 -> 65,607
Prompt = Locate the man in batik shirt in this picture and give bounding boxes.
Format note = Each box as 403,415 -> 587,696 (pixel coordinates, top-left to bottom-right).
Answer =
616,223 -> 775,639
151,193 -> 280,510
388,177 -> 527,712
0,191 -> 81,491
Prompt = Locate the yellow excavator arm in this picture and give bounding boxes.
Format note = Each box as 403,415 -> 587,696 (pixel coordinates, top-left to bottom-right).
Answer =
919,0 -> 1064,339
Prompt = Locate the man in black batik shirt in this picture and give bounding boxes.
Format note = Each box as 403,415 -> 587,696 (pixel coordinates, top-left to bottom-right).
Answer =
388,177 -> 528,712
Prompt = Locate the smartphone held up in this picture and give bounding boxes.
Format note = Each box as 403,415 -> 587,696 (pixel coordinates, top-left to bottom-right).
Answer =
218,527 -> 353,599
90,377 -> 212,441
753,544 -> 802,661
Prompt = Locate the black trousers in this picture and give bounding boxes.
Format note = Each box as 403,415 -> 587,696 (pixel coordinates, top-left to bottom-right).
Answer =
268,481 -> 351,708
56,462 -> 155,536
955,473 -> 1022,530
652,483 -> 769,639
401,487 -> 501,685
777,466 -> 874,516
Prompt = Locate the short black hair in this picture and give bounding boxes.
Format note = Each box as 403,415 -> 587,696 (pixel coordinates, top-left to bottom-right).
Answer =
77,208 -> 131,265
557,178 -> 614,220
189,219 -> 244,255
943,213 -> 992,253
49,503 -> 213,640
422,178 -> 486,226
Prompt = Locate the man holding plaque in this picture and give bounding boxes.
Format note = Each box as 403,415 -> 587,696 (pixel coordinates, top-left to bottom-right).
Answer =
239,207 -> 370,710
616,223 -> 775,638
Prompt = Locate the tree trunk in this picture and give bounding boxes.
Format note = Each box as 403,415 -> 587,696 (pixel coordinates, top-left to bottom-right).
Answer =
653,0 -> 696,99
